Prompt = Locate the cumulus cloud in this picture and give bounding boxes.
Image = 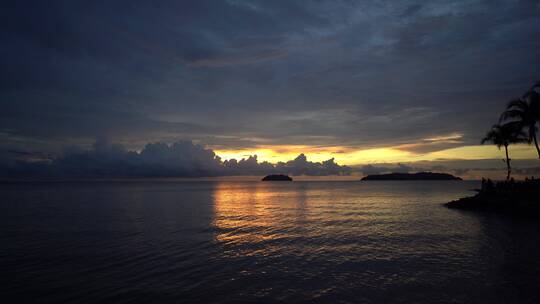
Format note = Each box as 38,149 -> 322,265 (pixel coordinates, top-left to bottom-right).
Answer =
0,139 -> 351,178
275,154 -> 352,176
50,139 -> 223,178
223,155 -> 276,176
359,163 -> 413,175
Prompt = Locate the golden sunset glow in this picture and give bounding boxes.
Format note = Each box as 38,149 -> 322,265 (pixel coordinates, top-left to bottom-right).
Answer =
427,145 -> 537,160
215,144 -> 538,165
214,145 -> 355,163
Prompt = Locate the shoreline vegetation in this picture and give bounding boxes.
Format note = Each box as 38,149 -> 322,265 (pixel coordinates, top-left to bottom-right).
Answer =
447,81 -> 539,216
445,178 -> 540,216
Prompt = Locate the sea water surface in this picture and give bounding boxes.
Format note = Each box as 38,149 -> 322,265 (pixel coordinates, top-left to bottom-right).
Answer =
1,181 -> 539,303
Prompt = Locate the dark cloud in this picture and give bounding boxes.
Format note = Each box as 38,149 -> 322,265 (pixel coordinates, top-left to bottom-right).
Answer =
0,139 -> 351,178
1,0 -> 539,156
275,154 -> 351,176
358,163 -> 413,175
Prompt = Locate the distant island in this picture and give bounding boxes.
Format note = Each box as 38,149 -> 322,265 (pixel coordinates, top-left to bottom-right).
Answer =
445,178 -> 540,216
361,172 -> 462,181
262,174 -> 293,181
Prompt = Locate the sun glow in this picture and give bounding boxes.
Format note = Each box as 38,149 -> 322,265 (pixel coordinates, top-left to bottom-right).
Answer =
214,143 -> 538,165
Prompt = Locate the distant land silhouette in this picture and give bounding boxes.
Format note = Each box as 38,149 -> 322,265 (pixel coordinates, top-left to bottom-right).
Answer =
262,174 -> 293,181
362,172 -> 462,181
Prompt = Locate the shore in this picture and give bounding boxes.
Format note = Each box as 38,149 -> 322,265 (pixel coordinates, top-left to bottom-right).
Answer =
445,178 -> 540,217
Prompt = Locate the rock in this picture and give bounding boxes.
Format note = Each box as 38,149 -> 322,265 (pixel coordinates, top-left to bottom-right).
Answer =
445,179 -> 540,217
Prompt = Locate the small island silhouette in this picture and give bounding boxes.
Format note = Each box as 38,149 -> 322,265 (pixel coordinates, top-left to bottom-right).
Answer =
262,174 -> 293,181
362,172 -> 462,181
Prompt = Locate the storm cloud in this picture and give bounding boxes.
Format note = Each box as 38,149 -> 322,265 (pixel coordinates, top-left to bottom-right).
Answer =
0,140 -> 351,178
1,1 -> 539,154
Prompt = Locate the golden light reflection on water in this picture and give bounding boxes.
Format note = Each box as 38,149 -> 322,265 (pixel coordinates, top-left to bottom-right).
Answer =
212,182 -> 284,246
211,181 -> 483,260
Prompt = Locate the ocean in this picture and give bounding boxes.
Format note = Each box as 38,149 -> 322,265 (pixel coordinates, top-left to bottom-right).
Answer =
1,180 -> 539,303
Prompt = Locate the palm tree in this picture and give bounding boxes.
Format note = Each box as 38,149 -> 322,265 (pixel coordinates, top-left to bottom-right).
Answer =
500,82 -> 540,158
481,122 -> 528,180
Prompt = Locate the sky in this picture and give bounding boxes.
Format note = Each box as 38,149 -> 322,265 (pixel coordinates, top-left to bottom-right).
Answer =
1,0 -> 540,179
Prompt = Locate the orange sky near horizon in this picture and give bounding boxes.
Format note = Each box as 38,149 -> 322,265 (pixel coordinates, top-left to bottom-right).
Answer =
214,143 -> 538,166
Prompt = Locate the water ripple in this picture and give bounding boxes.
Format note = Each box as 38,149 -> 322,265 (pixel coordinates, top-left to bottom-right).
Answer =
1,181 -> 539,303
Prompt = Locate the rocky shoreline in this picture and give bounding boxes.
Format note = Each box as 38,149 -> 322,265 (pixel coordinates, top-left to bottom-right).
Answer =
445,178 -> 540,217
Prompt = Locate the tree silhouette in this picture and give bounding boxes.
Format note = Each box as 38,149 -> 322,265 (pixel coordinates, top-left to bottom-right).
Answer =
481,122 -> 528,180
500,82 -> 540,158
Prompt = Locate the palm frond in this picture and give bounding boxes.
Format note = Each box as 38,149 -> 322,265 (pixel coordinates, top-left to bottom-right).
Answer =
506,98 -> 527,110
500,109 -> 525,122
481,122 -> 528,148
